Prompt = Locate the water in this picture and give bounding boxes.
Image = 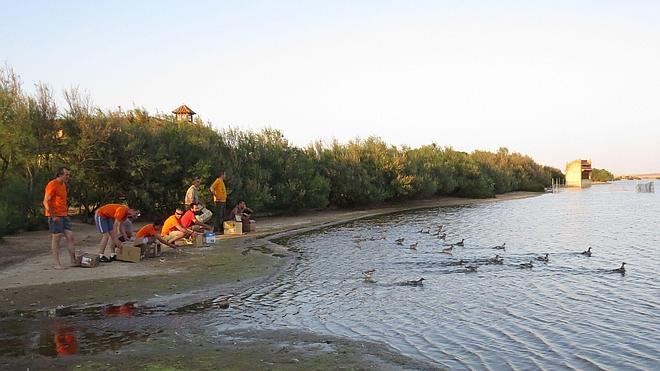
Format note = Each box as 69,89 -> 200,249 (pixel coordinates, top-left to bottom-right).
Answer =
1,181 -> 658,369
207,181 -> 659,369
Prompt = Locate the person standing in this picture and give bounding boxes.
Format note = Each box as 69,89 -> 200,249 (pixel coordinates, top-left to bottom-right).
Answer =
43,167 -> 76,269
184,177 -> 201,207
209,171 -> 227,234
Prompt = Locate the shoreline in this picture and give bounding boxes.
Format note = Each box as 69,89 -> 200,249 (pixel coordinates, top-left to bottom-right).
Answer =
0,191 -> 541,312
0,191 -> 541,369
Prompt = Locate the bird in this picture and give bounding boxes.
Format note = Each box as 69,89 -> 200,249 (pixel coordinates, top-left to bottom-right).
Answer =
409,242 -> 418,250
395,238 -> 405,245
362,269 -> 376,280
465,265 -> 478,272
455,239 -> 465,246
536,253 -> 549,262
612,262 -> 626,274
440,246 -> 453,254
519,260 -> 534,269
400,278 -> 425,286
581,247 -> 592,257
214,296 -> 231,309
488,255 -> 504,264
448,259 -> 466,266
438,233 -> 447,240
493,243 -> 506,250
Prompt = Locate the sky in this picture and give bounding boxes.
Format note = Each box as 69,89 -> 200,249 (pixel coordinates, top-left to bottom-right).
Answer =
2,0 -> 659,174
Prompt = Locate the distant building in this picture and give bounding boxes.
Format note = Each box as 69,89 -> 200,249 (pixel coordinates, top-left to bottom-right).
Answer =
172,104 -> 196,122
566,159 -> 592,188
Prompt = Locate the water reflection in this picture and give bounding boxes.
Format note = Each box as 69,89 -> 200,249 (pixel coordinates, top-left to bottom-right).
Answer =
52,324 -> 78,356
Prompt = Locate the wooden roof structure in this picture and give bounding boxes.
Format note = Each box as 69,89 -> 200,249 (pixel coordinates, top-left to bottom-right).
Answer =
172,104 -> 196,115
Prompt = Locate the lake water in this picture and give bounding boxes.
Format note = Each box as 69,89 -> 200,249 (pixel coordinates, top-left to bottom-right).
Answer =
207,181 -> 659,369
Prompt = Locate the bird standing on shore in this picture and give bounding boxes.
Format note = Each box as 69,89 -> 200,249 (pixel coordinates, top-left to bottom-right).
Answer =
612,262 -> 626,274
581,247 -> 592,257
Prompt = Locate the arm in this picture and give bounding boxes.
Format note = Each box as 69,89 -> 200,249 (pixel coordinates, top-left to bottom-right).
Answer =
111,220 -> 124,249
43,193 -> 54,219
120,222 -> 129,241
175,223 -> 194,235
193,219 -> 213,230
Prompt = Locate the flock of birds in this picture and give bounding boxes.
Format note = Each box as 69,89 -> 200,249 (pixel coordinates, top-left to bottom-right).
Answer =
360,223 -> 627,285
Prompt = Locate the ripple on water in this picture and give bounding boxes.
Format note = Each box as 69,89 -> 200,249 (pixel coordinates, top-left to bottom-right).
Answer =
211,182 -> 660,368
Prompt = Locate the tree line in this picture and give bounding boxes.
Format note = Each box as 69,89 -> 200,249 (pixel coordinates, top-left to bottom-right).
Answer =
0,65 -> 564,236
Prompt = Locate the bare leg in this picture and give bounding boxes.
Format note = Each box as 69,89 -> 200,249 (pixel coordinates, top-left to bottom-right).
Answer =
63,229 -> 76,266
51,233 -> 66,269
98,233 -> 110,255
166,231 -> 188,246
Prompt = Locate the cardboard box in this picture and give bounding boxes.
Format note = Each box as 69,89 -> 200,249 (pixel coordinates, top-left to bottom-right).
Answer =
139,244 -> 158,259
116,245 -> 141,263
79,253 -> 99,268
223,221 -> 243,235
192,233 -> 205,247
242,219 -> 256,233
196,208 -> 213,223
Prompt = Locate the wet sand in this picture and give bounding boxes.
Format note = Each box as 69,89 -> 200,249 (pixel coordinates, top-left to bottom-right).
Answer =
0,192 -> 539,369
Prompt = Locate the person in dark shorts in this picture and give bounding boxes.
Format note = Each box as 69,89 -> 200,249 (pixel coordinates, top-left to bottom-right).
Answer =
42,167 -> 76,269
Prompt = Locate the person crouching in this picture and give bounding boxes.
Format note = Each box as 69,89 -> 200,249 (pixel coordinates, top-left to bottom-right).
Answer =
161,208 -> 195,246
134,218 -> 178,251
181,203 -> 214,233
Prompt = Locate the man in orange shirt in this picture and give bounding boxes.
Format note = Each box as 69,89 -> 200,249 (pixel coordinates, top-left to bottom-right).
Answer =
95,203 -> 139,262
134,218 -> 177,250
209,171 -> 227,234
161,208 -> 195,245
42,167 -> 75,269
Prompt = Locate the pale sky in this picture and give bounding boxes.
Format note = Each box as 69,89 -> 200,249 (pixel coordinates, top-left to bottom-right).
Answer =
3,1 -> 659,174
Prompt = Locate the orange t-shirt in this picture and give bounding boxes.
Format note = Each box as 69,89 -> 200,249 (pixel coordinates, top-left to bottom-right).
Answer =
161,215 -> 181,236
44,179 -> 68,216
96,204 -> 129,221
136,224 -> 157,239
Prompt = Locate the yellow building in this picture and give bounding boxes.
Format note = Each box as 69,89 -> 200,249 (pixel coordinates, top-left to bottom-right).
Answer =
566,159 -> 592,188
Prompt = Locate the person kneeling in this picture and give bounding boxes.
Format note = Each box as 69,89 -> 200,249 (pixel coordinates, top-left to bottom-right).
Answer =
181,203 -> 214,233
161,208 -> 195,246
134,218 -> 178,252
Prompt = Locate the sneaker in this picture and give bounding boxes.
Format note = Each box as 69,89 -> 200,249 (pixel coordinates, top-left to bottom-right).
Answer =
99,255 -> 111,263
